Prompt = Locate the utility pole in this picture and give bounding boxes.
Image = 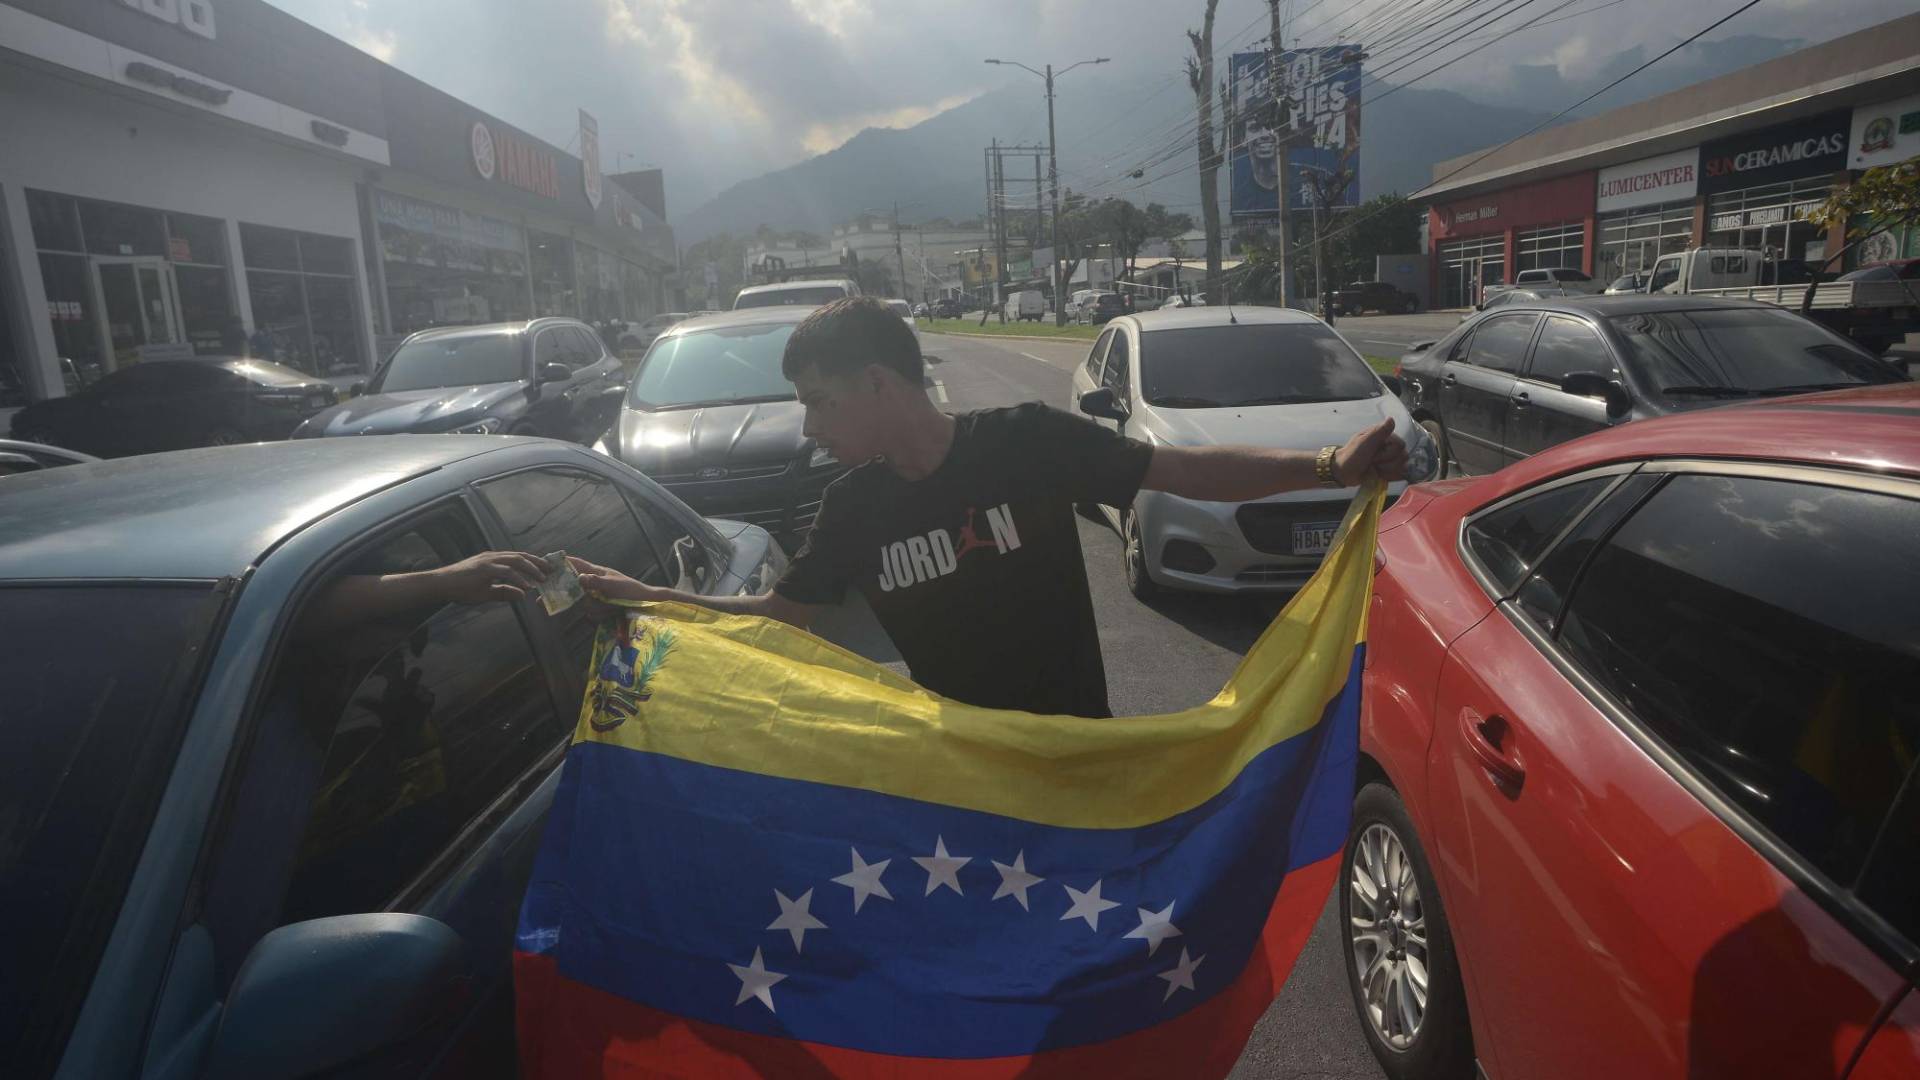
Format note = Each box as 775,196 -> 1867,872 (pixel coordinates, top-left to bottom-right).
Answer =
993,144 -> 1008,320
987,56 -> 1107,326
1034,151 -> 1045,289
1268,0 -> 1293,308
892,202 -> 907,299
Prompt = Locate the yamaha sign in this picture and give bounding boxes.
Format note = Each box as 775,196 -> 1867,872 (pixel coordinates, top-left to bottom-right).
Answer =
1700,110 -> 1851,194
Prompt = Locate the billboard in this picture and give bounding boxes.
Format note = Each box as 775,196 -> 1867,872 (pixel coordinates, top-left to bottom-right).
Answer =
1229,45 -> 1362,217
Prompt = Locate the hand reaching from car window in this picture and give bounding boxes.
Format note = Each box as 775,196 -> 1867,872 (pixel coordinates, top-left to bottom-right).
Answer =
430,550 -> 550,605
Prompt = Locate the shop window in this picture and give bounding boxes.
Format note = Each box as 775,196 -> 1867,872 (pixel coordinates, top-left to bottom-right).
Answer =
80,199 -> 167,258
240,224 -> 301,272
36,253 -> 106,387
166,212 -> 228,268
176,265 -> 238,356
26,190 -> 82,253
242,224 -> 364,377
529,231 -> 575,318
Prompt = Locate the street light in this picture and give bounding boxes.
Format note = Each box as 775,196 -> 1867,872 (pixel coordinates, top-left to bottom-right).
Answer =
986,56 -> 1108,325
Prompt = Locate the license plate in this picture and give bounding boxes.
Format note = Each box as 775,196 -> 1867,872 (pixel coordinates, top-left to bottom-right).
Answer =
1290,520 -> 1340,556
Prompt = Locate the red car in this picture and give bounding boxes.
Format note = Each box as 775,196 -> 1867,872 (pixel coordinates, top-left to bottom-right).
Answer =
1346,383 -> 1920,1080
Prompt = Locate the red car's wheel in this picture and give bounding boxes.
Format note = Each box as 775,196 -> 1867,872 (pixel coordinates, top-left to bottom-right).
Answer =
1342,783 -> 1475,1080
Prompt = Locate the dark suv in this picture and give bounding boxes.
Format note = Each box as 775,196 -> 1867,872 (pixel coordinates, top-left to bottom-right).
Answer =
1331,281 -> 1419,316
1393,295 -> 1907,477
1082,292 -> 1129,325
296,319 -> 625,444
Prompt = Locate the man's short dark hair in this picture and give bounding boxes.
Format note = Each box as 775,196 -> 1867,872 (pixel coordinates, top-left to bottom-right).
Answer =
782,296 -> 923,383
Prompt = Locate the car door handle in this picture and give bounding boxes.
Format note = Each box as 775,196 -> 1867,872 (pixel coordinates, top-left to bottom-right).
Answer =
1460,708 -> 1526,789
1512,391 -> 1531,409
1442,373 -> 1458,385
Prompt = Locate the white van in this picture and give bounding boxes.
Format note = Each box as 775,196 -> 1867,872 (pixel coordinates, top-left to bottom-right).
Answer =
1002,290 -> 1047,322
733,278 -> 860,310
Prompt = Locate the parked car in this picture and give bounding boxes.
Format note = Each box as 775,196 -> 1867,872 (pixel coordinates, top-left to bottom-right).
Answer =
620,312 -> 692,357
1837,258 -> 1920,283
0,435 -> 782,1080
596,307 -> 846,544
1465,287 -> 1578,319
732,278 -> 860,310
1068,307 -> 1427,600
932,297 -> 964,318
1065,289 -> 1097,322
1003,289 -> 1047,322
1604,271 -> 1648,294
1495,267 -> 1601,297
294,319 -> 625,445
912,302 -> 930,318
7,357 -> 340,457
1331,281 -> 1420,316
1161,294 -> 1207,308
886,298 -> 921,351
1646,246 -> 1917,354
1080,292 -> 1129,325
1397,296 -> 1906,477
1347,384 -> 1920,1080
0,437 -> 98,477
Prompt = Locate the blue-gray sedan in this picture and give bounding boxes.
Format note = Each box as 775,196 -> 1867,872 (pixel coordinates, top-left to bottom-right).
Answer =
0,436 -> 782,1079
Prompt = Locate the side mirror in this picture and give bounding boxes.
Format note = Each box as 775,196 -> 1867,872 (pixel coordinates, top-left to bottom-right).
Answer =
537,362 -> 573,384
1378,373 -> 1405,396
1078,386 -> 1129,422
348,380 -> 367,398
1410,341 -> 1434,354
1563,371 -> 1632,418
203,914 -> 467,1080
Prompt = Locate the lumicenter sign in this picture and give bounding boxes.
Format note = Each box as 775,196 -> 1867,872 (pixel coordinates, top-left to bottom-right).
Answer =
1596,148 -> 1699,213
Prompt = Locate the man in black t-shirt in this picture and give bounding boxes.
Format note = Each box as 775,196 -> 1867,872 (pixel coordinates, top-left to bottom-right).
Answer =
572,297 -> 1407,717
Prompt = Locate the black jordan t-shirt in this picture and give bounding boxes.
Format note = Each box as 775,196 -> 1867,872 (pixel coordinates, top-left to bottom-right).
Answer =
776,403 -> 1154,717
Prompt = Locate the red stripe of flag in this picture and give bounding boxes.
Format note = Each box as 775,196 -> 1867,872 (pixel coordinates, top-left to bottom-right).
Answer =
514,853 -> 1340,1079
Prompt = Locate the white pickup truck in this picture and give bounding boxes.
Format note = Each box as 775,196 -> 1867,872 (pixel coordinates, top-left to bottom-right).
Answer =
1645,247 -> 1918,355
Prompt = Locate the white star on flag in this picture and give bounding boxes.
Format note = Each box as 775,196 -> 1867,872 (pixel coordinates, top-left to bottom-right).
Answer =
1124,901 -> 1183,956
991,851 -> 1044,911
831,848 -> 893,913
729,947 -> 788,1011
768,887 -> 827,952
1060,879 -> 1122,931
1157,947 -> 1206,1001
913,836 -> 970,896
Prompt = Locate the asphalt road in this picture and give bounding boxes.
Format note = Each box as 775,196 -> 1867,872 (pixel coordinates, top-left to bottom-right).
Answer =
1325,310 -> 1465,362
812,329 -> 1390,1080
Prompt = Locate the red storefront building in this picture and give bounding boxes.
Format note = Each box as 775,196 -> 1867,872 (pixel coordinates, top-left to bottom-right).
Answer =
1429,171 -> 1595,309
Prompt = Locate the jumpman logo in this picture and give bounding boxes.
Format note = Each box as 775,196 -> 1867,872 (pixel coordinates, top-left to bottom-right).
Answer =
954,507 -> 997,559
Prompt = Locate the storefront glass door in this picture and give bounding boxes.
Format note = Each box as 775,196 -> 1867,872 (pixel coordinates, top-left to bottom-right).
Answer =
93,257 -> 182,370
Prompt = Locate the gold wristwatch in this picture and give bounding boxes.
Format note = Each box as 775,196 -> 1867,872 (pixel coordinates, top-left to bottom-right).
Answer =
1315,445 -> 1342,488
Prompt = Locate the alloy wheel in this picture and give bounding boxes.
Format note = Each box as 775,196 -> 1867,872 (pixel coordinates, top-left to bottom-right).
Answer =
1349,822 -> 1431,1052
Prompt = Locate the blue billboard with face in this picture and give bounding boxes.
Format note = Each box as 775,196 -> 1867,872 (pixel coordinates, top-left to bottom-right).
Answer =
1229,45 -> 1362,216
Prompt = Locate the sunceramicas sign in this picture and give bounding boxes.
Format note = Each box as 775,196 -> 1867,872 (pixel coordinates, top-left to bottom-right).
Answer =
1595,148 -> 1698,213
1700,110 -> 1851,195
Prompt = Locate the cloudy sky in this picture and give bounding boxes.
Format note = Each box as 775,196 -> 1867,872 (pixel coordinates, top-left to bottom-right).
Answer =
267,0 -> 1913,217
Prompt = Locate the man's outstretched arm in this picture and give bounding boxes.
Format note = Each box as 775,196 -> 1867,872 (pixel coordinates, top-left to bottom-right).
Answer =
1141,418 -> 1408,503
566,557 -> 822,628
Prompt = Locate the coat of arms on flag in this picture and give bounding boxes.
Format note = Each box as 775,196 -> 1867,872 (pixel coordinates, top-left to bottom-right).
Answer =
514,486 -> 1383,1078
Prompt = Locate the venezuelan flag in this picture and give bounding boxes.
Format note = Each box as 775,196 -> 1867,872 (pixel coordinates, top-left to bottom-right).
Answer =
514,484 -> 1382,1078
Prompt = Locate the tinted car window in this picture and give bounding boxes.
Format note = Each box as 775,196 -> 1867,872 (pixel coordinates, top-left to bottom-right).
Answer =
565,327 -> 606,368
628,496 -> 720,593
271,508 -> 566,925
479,468 -> 669,670
629,322 -> 797,409
1463,476 -> 1611,595
1608,308 -> 1902,398
1140,324 -> 1379,408
0,584 -> 218,1072
378,334 -> 524,392
1102,330 -> 1130,394
1555,475 -> 1920,893
1462,314 -> 1538,374
1085,329 -> 1113,377
1527,317 -> 1613,388
1513,473 -> 1660,629
92,362 -> 222,395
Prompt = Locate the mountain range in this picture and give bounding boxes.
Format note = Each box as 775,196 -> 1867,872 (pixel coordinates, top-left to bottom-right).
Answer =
670,33 -> 1806,243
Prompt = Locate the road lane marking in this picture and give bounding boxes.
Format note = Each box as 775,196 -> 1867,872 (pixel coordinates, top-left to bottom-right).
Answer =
931,379 -> 948,403
1020,352 -> 1055,367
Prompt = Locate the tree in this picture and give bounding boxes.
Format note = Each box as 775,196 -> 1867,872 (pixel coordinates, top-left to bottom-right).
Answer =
1804,156 -> 1920,269
1185,0 -> 1224,305
1051,190 -> 1096,297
